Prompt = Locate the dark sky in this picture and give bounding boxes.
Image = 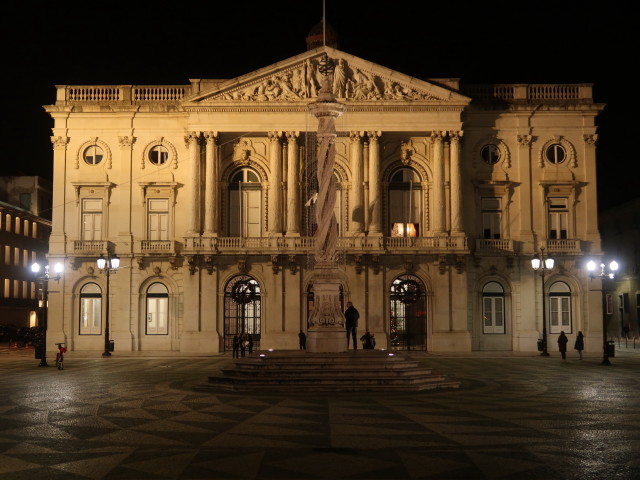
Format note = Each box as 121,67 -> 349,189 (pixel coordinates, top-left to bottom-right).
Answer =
2,0 -> 635,212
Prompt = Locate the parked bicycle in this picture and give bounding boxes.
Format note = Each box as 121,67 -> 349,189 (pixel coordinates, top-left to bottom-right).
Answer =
55,343 -> 67,370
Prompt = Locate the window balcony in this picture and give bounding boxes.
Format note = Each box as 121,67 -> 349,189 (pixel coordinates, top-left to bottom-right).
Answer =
140,240 -> 178,255
183,235 -> 468,255
475,238 -> 515,254
73,240 -> 108,255
545,239 -> 582,254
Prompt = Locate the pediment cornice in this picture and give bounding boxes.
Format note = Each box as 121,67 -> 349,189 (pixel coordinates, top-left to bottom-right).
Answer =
184,47 -> 470,107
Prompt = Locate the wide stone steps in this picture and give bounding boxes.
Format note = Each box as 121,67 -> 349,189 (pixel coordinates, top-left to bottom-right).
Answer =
200,350 -> 461,393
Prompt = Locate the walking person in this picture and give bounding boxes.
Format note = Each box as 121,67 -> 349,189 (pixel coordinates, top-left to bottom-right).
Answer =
298,330 -> 307,350
558,331 -> 569,360
574,331 -> 584,360
344,301 -> 360,350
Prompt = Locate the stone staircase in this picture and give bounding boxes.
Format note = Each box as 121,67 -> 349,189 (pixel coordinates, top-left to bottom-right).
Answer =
199,350 -> 461,393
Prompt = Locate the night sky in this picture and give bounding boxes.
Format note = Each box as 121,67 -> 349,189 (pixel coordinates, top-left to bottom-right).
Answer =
2,0 -> 635,212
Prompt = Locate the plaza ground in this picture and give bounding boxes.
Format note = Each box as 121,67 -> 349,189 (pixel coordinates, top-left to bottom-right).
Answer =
1,343 -> 639,479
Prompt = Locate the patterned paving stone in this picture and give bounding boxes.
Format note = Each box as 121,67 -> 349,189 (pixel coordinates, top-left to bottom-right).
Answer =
0,346 -> 639,479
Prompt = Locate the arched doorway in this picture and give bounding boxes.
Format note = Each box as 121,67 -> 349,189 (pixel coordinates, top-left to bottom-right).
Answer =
223,275 -> 261,351
390,275 -> 427,350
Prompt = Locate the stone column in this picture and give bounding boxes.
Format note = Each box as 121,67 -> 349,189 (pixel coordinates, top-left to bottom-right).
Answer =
307,66 -> 347,353
449,131 -> 463,234
268,131 -> 283,236
204,132 -> 219,236
368,131 -> 382,235
350,131 -> 364,234
49,135 -> 68,255
432,132 -> 446,234
286,131 -> 300,236
517,134 -> 534,245
185,132 -> 200,235
583,134 -> 600,249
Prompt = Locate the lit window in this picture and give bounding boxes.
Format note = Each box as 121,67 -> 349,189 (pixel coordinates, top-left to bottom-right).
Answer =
79,283 -> 102,335
146,283 -> 169,335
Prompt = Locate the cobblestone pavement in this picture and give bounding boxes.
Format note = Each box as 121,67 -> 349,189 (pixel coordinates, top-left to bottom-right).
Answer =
1,345 -> 639,479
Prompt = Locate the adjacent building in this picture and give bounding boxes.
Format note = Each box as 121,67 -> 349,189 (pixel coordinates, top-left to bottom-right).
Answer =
0,176 -> 52,328
599,197 -> 640,340
42,43 -> 606,354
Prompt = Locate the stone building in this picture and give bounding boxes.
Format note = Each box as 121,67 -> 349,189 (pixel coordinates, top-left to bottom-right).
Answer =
0,177 -> 52,328
42,44 -> 606,354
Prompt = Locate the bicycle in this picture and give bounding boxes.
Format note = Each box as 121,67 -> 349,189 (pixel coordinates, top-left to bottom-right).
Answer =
55,343 -> 67,370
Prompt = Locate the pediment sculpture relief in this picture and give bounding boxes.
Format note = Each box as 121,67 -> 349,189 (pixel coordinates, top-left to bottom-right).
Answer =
214,57 -> 443,102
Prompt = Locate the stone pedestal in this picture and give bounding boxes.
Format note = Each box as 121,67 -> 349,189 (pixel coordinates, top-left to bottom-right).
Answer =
306,276 -> 346,353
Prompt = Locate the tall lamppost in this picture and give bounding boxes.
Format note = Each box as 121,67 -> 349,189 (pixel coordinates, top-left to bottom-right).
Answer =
97,253 -> 120,357
587,259 -> 618,366
531,248 -> 554,356
30,261 -> 64,367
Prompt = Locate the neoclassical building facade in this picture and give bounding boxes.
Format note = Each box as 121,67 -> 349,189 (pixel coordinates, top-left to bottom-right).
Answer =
43,45 -> 605,354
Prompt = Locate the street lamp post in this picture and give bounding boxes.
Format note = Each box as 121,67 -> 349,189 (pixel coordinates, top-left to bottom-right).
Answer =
97,253 -> 120,357
587,259 -> 618,366
531,248 -> 554,356
30,262 -> 63,367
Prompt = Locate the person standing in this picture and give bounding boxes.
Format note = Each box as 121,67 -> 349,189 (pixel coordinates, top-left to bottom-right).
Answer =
298,330 -> 307,350
574,331 -> 585,360
247,334 -> 254,354
232,333 -> 240,359
558,331 -> 569,360
240,331 -> 248,358
344,301 -> 360,350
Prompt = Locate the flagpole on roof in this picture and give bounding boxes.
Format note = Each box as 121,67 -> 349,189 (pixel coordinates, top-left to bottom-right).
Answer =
323,0 -> 326,46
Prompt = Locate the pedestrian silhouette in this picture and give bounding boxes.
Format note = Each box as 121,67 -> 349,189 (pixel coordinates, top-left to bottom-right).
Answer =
558,331 -> 569,360
574,331 -> 584,360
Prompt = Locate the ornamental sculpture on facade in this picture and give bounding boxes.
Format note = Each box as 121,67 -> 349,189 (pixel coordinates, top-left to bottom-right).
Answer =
215,57 -> 442,102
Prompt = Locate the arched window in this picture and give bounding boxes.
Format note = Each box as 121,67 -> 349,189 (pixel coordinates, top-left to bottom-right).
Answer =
79,283 -> 101,335
390,275 -> 427,350
549,281 -> 571,333
388,168 -> 421,237
224,275 -> 261,351
229,168 -> 262,237
482,282 -> 505,334
146,283 -> 168,335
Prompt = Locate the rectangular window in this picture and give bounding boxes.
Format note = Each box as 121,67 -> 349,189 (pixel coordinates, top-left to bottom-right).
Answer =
82,198 -> 103,240
147,199 -> 169,240
481,197 -> 501,239
548,197 -> 568,239
230,189 -> 262,237
483,296 -> 505,334
549,295 -> 571,333
79,297 -> 102,334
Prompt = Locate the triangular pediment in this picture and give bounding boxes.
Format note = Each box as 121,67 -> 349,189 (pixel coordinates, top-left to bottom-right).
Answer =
185,46 -> 469,105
